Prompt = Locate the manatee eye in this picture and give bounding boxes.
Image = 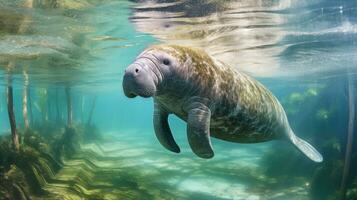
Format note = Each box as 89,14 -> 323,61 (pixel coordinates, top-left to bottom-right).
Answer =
135,68 -> 139,73
163,59 -> 170,65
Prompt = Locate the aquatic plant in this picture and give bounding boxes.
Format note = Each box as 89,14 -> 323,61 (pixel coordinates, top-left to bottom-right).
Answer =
0,164 -> 31,200
0,134 -> 57,198
0,120 -> 106,199
261,81 -> 357,200
282,87 -> 324,116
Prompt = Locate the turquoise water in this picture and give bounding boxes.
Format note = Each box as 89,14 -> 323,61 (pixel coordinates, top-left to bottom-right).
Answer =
0,0 -> 356,200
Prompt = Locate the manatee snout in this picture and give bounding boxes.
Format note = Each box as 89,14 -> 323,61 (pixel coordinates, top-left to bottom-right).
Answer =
122,70 -> 138,98
122,60 -> 157,98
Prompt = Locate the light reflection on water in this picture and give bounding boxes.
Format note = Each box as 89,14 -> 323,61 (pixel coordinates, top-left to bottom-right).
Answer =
129,0 -> 357,79
0,0 -> 356,89
0,1 -> 153,90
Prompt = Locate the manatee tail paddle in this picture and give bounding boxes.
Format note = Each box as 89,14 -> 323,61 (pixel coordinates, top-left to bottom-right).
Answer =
289,130 -> 323,163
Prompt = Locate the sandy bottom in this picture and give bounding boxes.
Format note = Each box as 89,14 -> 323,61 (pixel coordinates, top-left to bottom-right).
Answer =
41,130 -> 310,200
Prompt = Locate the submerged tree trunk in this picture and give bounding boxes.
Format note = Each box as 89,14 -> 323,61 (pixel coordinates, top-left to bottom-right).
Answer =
41,89 -> 48,122
22,71 -> 29,130
47,92 -> 51,122
87,96 -> 97,125
340,76 -> 355,200
28,86 -> 33,127
21,1 -> 33,128
65,86 -> 72,126
6,69 -> 19,151
55,87 -> 60,123
81,96 -> 84,124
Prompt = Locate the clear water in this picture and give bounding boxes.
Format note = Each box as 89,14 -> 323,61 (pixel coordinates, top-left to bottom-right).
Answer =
0,0 -> 356,200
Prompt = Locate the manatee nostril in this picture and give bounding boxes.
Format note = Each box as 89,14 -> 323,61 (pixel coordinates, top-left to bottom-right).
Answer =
129,92 -> 137,98
163,59 -> 170,65
135,68 -> 139,73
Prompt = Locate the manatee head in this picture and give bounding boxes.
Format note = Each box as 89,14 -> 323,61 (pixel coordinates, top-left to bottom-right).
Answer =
123,45 -> 183,98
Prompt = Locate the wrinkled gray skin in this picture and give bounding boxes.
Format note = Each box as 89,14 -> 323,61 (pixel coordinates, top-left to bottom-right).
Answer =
123,45 -> 323,162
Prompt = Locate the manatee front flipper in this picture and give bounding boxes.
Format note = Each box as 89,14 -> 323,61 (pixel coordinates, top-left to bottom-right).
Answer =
153,101 -> 180,153
186,101 -> 214,159
288,129 -> 323,162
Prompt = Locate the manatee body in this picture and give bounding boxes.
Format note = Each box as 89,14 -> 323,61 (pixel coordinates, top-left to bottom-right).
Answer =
122,44 -> 323,162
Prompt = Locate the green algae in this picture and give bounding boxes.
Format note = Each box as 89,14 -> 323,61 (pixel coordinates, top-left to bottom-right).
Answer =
0,123 -> 177,200
263,83 -> 356,200
0,125 -> 92,199
282,87 -> 325,116
316,108 -> 330,120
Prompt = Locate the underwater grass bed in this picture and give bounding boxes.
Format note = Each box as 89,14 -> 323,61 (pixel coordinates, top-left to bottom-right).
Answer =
0,124 -> 101,200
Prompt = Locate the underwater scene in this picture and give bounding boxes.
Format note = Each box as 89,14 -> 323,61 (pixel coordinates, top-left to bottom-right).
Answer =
0,0 -> 356,199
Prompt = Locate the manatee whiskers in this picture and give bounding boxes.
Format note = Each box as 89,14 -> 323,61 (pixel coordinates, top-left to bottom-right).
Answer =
122,44 -> 323,163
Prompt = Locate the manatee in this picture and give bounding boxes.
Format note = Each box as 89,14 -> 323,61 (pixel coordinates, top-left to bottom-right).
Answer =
122,44 -> 323,162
